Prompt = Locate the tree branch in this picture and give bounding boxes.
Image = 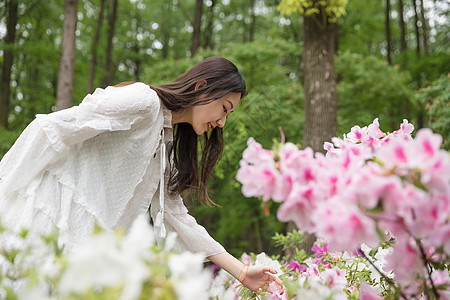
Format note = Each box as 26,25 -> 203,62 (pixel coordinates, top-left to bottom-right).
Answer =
416,238 -> 440,299
358,248 -> 409,300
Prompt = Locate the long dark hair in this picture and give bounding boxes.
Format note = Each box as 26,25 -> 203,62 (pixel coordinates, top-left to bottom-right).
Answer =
150,57 -> 246,206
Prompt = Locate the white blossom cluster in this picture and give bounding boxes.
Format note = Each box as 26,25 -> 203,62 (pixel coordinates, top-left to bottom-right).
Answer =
0,215 -> 211,300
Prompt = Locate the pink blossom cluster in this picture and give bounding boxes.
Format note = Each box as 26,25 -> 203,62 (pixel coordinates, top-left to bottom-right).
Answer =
237,119 -> 450,295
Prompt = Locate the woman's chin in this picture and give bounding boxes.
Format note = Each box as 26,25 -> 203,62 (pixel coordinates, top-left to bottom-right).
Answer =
194,128 -> 205,135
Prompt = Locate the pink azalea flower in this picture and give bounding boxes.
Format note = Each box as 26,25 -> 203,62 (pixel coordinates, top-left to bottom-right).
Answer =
384,237 -> 424,290
400,185 -> 447,240
420,151 -> 450,195
413,128 -> 442,160
323,141 -> 337,157
272,172 -> 294,203
311,243 -> 328,258
284,261 -> 305,273
236,161 -> 282,201
240,252 -> 252,265
266,281 -> 288,300
312,198 -> 379,251
429,222 -> 450,255
367,118 -> 385,139
359,283 -> 383,300
276,183 -> 319,230
319,267 -> 347,290
236,160 -> 261,198
346,125 -> 367,143
393,119 -> 414,138
350,165 -> 401,210
242,137 -> 274,165
279,145 -> 315,177
375,137 -> 416,171
429,269 -> 450,299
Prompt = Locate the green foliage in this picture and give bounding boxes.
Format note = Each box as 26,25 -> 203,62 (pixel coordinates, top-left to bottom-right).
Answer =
417,74 -> 450,150
338,0 -> 385,56
0,127 -> 20,159
272,230 -> 310,264
335,51 -> 415,133
404,52 -> 450,88
277,0 -> 348,23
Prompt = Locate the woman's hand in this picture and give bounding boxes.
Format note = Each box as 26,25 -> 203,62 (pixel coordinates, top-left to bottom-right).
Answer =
241,265 -> 283,294
208,252 -> 284,294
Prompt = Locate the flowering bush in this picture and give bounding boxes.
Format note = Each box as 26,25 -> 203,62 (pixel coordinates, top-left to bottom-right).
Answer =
208,238 -> 397,300
237,118 -> 450,299
0,215 -> 211,300
1,118 -> 449,300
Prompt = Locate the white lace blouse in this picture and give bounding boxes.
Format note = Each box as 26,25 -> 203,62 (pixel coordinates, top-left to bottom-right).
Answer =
0,82 -> 225,257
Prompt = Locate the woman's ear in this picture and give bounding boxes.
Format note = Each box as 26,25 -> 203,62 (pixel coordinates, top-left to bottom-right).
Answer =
195,79 -> 207,91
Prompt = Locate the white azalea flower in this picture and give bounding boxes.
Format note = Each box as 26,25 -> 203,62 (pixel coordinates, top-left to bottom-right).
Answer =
254,252 -> 283,274
168,252 -> 211,300
58,217 -> 154,300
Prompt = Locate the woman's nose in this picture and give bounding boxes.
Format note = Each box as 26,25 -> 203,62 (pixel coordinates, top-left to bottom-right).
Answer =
217,117 -> 226,128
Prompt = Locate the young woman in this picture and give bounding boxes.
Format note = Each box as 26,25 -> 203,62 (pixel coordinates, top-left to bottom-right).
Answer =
0,57 -> 281,293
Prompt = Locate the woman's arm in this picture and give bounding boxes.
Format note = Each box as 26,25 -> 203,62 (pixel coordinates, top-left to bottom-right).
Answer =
156,186 -> 283,294
208,252 -> 283,293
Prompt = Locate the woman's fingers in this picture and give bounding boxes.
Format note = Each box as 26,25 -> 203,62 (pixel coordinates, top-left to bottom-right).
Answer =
263,266 -> 277,274
272,274 -> 283,286
262,267 -> 283,286
260,284 -> 272,294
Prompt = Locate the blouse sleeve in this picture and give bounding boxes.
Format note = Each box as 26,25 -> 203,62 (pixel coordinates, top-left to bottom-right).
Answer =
0,83 -> 160,197
150,188 -> 226,258
35,82 -> 160,152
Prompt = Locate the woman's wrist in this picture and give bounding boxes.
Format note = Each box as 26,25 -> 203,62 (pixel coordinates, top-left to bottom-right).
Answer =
238,265 -> 250,283
207,252 -> 246,279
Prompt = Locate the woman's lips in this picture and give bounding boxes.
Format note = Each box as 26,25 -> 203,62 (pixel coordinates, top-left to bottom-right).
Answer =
207,122 -> 215,132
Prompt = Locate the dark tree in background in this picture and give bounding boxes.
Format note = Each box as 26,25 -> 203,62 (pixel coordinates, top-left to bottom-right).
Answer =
398,0 -> 407,56
203,0 -> 216,50
302,14 -> 338,152
386,0 -> 392,64
0,0 -> 18,128
191,0 -> 203,57
87,0 -> 106,94
277,0 -> 347,254
419,0 -> 429,55
56,0 -> 78,111
278,0 -> 346,154
411,0 -> 421,57
102,0 -> 118,87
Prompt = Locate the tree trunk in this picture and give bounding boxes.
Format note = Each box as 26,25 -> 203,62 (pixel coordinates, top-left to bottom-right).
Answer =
87,0 -> 105,94
102,0 -> 118,87
398,0 -> 408,115
385,0 -> 392,64
302,15 -> 338,153
161,0 -> 172,59
191,0 -> 203,57
0,0 -> 19,128
419,0 -> 429,55
398,0 -> 407,53
203,0 -> 216,50
300,13 -> 338,256
412,0 -> 421,57
332,23 -> 339,54
56,0 -> 78,111
249,0 -> 256,42
133,44 -> 141,81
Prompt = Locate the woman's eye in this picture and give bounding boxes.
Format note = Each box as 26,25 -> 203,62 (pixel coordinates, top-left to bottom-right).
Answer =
223,106 -> 228,113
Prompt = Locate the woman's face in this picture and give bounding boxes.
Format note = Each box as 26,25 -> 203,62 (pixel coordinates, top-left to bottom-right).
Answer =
189,92 -> 241,135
